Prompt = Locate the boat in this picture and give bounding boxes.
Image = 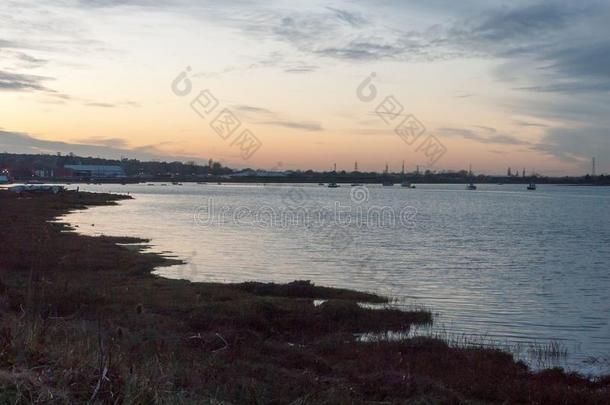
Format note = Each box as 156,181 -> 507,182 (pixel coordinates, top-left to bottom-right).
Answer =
466,164 -> 477,190
381,162 -> 393,186
527,183 -> 537,190
318,182 -> 325,186
351,183 -> 363,187
328,163 -> 339,188
399,162 -> 414,188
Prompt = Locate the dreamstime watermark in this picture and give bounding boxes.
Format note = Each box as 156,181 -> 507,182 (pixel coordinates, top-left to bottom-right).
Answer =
171,67 -> 263,160
193,188 -> 417,230
180,184 -> 420,300
356,73 -> 447,166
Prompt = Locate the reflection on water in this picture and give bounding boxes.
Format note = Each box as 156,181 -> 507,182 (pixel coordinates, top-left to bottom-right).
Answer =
60,183 -> 610,375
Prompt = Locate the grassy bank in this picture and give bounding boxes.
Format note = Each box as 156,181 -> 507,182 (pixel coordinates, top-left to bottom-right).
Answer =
0,190 -> 608,404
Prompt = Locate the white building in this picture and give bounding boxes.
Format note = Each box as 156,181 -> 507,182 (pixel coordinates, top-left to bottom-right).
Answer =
34,168 -> 55,178
64,165 -> 125,178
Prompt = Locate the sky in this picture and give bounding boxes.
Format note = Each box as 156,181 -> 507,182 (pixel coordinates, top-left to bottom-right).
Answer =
1,0 -> 609,175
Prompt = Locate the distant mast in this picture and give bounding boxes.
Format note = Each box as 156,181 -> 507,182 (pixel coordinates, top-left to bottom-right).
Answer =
592,157 -> 596,176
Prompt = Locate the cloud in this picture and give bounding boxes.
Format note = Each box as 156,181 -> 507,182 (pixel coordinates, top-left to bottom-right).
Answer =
73,136 -> 129,148
231,7 -> 428,62
325,7 -> 368,27
234,105 -> 273,114
533,126 -> 610,165
84,102 -> 116,108
314,41 -> 403,60
283,62 -> 318,73
0,70 -> 52,91
0,130 -> 202,162
261,120 -> 323,132
437,127 -> 530,145
447,2 -> 610,95
514,120 -> 549,128
452,3 -> 571,45
11,52 -> 49,68
83,100 -> 141,108
232,104 -> 323,131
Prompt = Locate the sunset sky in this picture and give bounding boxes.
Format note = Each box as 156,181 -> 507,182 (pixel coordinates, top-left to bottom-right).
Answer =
1,0 -> 609,174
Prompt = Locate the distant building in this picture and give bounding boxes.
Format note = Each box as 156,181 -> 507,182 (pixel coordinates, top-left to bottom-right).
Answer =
64,165 -> 125,178
34,168 -> 55,178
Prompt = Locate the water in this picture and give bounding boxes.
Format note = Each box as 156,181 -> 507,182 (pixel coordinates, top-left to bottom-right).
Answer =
60,183 -> 610,375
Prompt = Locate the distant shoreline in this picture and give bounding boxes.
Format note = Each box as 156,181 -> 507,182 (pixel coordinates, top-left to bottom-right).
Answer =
4,179 -> 610,187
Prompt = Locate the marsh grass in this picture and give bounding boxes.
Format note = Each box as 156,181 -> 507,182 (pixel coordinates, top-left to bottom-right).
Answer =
358,320 -> 570,372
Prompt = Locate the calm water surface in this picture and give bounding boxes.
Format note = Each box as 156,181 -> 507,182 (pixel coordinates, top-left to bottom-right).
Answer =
61,183 -> 610,375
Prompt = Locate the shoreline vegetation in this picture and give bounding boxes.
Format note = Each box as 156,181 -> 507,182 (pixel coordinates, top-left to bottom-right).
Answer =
0,191 -> 608,403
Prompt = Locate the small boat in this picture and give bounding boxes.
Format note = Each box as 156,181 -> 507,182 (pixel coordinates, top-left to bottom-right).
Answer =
466,164 -> 477,190
527,183 -> 537,190
197,182 -> 207,185
2,184 -> 65,194
351,183 -> 363,187
399,162 -> 414,188
327,182 -> 339,188
172,182 -> 183,186
318,182 -> 325,186
381,162 -> 393,186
